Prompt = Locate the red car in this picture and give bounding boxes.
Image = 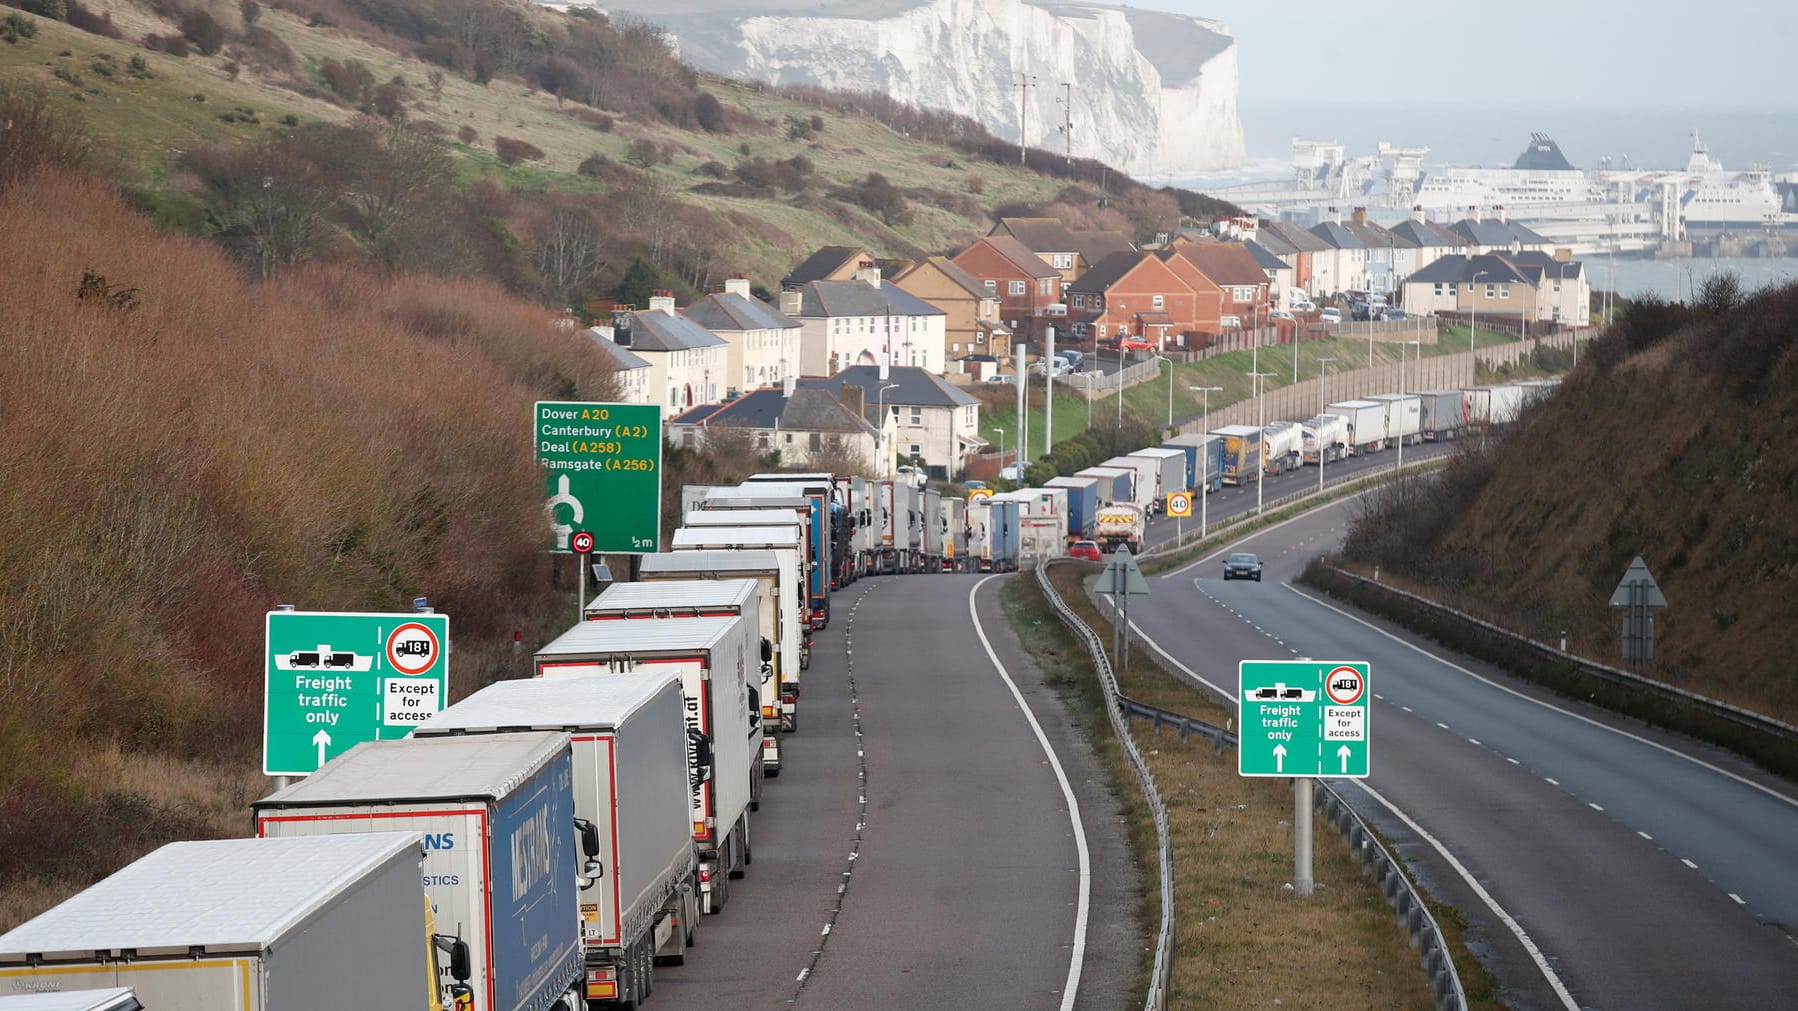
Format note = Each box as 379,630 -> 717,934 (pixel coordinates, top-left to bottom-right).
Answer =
1068,540 -> 1103,562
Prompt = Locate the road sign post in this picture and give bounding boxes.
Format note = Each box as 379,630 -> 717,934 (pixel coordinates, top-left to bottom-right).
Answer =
571,530 -> 594,621
263,611 -> 450,777
1166,491 -> 1192,547
536,401 -> 662,554
1238,659 -> 1370,898
1095,547 -> 1150,671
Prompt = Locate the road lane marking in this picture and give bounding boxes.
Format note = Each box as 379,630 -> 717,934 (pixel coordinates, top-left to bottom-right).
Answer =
1468,738 -> 1481,746
970,576 -> 1090,1011
1436,722 -> 1450,730
1588,803 -> 1604,812
1352,781 -> 1581,1011
1287,584 -> 1798,811
1506,758 -> 1521,765
1546,778 -> 1560,786
1682,858 -> 1699,869
1730,893 -> 1745,905
1159,489 -> 1379,578
1638,831 -> 1654,841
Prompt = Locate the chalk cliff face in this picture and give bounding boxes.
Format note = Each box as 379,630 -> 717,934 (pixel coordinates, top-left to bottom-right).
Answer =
603,0 -> 1245,177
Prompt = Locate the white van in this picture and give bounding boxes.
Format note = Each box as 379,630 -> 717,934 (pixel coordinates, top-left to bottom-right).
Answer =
1320,307 -> 1343,324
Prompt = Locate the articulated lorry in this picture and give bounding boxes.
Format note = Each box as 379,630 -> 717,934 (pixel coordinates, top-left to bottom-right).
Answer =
1261,421 -> 1305,475
1129,447 -> 1190,503
1162,433 -> 1223,494
1367,393 -> 1421,447
584,577 -> 786,770
639,549 -> 804,708
874,478 -> 924,574
417,674 -> 698,1008
1416,391 -> 1465,440
1327,400 -> 1389,453
1100,456 -> 1161,514
1301,414 -> 1351,464
1094,503 -> 1145,554
1463,384 -> 1527,428
966,496 -> 1020,572
255,735 -> 585,1011
671,524 -> 807,667
937,496 -> 968,572
1075,466 -> 1135,507
534,617 -> 759,916
0,833 -> 471,1011
918,487 -> 944,570
1210,425 -> 1264,485
723,478 -> 833,628
1043,476 -> 1098,544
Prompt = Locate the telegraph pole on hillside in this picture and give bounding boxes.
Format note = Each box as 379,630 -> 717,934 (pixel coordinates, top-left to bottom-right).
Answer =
1018,72 -> 1037,164
1057,82 -> 1073,167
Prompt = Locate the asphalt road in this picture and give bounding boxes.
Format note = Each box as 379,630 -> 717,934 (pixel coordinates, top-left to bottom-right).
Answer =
1126,501 -> 1798,1010
651,574 -> 1142,1009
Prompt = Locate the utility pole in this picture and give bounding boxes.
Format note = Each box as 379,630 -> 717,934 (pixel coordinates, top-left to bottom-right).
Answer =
1018,72 -> 1037,165
1058,82 -> 1073,168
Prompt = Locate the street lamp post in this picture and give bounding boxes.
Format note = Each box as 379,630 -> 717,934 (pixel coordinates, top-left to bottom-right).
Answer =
879,381 -> 900,476
1190,385 -> 1222,538
1469,268 -> 1491,358
1249,370 -> 1274,515
1397,341 -> 1420,471
1152,354 -> 1174,429
1315,357 -> 1335,494
1115,301 -> 1127,430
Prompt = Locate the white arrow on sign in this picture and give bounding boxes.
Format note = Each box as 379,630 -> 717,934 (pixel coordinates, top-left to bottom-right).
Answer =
1338,744 -> 1351,774
1273,743 -> 1287,773
312,729 -> 332,769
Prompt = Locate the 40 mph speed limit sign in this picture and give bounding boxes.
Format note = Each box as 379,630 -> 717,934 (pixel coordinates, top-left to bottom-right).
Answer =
1166,491 -> 1193,517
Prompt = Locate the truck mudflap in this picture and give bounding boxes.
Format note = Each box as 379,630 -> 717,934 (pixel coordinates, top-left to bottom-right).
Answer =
761,733 -> 782,774
779,690 -> 798,732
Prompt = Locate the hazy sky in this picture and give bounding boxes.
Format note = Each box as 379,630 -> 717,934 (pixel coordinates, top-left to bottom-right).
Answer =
1132,1 -> 1795,110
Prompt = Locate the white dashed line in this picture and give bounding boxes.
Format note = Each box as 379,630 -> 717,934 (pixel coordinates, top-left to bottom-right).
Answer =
1467,738 -> 1481,746
1638,831 -> 1654,841
1401,706 -> 1413,713
1545,778 -> 1561,786
1506,757 -> 1521,765
1682,858 -> 1699,869
1436,722 -> 1450,730
1729,893 -> 1746,905
1588,802 -> 1604,812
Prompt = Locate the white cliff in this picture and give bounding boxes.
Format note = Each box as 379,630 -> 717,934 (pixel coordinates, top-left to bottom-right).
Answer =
600,0 -> 1245,177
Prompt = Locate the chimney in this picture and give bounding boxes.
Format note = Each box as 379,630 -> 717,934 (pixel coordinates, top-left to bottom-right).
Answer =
838,384 -> 865,420
779,289 -> 803,315
1553,247 -> 1572,263
1329,205 -> 1342,224
1467,205 -> 1480,223
724,276 -> 752,298
1352,207 -> 1368,225
588,324 -> 617,343
878,358 -> 890,382
853,259 -> 882,285
783,373 -> 796,398
1495,205 -> 1508,223
649,289 -> 676,315
1412,204 -> 1425,223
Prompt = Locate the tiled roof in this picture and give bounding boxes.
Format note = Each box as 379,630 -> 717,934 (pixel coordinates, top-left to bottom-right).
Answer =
1258,221 -> 1332,253
992,216 -> 1079,252
1407,254 -> 1531,284
1450,218 -> 1550,247
967,235 -> 1061,279
1070,230 -> 1137,263
1169,243 -> 1268,286
697,387 -> 875,435
1065,251 -> 1143,295
801,365 -> 979,409
788,280 -> 946,319
1310,221 -> 1364,249
901,256 -> 988,299
1243,240 -> 1288,270
588,329 -> 651,371
781,246 -> 865,288
1388,219 -> 1466,249
624,309 -> 728,353
681,292 -> 798,333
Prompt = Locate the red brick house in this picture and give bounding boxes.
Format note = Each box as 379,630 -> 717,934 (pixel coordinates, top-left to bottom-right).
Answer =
949,236 -> 1062,348
1153,249 -> 1227,348
1166,242 -> 1272,337
1063,252 -> 1203,352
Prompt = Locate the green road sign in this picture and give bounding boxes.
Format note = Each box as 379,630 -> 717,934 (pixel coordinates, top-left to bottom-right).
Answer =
263,611 -> 450,776
536,401 -> 662,554
1238,659 -> 1370,778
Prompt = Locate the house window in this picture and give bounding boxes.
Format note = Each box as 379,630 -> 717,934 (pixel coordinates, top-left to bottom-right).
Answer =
976,331 -> 986,345
1433,283 -> 1443,296
1009,280 -> 1026,296
952,342 -> 962,353
1486,283 -> 1497,298
984,280 -> 997,294
1499,284 -> 1511,298
1039,279 -> 1053,295
909,407 -> 922,426
1053,254 -> 1073,269
1152,295 -> 1165,309
809,432 -> 822,451
1097,324 -> 1107,339
785,433 -> 794,444
908,444 -> 921,457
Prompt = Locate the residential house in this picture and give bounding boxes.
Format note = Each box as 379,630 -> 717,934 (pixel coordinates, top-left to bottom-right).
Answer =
588,328 -> 652,405
781,246 -> 874,288
1255,221 -> 1331,304
1242,240 -> 1294,309
1153,248 -> 1228,345
1070,230 -> 1137,276
1340,208 -> 1404,295
669,381 -> 884,476
613,291 -> 730,411
778,267 -> 948,376
950,236 -> 1063,347
1309,209 -> 1369,296
1507,251 -> 1590,326
681,277 -> 801,397
802,365 -> 982,480
1449,209 -> 1552,256
1166,242 -> 1272,335
1401,254 -> 1533,323
989,217 -> 1084,288
1064,251 -> 1203,352
892,256 -> 1012,363
1387,209 -> 1467,296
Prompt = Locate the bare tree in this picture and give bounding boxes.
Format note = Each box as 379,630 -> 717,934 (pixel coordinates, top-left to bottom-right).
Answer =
334,121 -> 456,267
537,203 -> 606,307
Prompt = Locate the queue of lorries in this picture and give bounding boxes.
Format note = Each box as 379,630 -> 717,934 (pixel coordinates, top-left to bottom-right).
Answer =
0,472 -> 954,1011
0,380 -> 1555,1010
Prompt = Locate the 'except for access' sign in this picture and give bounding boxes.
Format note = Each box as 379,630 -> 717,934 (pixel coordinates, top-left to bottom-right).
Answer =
263,611 -> 450,777
536,401 -> 662,554
1238,659 -> 1370,778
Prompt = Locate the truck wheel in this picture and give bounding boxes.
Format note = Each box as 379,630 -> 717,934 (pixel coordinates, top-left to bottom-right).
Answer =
685,885 -> 700,947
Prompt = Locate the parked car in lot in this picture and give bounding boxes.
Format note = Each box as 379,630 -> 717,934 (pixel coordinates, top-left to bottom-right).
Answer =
1068,540 -> 1102,562
1056,349 -> 1084,370
1319,307 -> 1342,324
987,373 -> 1015,385
1222,552 -> 1262,581
1270,309 -> 1295,322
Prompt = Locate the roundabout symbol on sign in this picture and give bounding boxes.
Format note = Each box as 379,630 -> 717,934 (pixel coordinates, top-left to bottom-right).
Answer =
1324,665 -> 1366,705
570,531 -> 595,554
386,622 -> 440,677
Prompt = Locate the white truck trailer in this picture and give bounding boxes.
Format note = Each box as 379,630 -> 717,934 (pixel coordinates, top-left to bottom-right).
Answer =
584,577 -> 787,768
1129,447 -> 1190,502
1327,400 -> 1389,453
919,487 -> 944,570
639,549 -> 804,722
1100,455 -> 1162,513
1367,393 -> 1422,447
672,524 -> 807,671
254,735 -> 582,1011
1076,465 -> 1136,507
0,834 -> 469,1011
874,478 -> 923,573
1301,414 -> 1351,464
534,617 -> 759,916
1463,384 -> 1529,427
714,480 -> 833,629
937,495 -> 968,572
416,673 -> 698,1007
1416,391 -> 1465,440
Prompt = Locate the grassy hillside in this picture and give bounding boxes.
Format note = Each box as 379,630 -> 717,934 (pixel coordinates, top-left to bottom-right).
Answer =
0,166 -> 623,928
1341,281 -> 1798,723
0,0 -> 1207,296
